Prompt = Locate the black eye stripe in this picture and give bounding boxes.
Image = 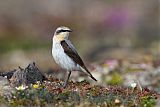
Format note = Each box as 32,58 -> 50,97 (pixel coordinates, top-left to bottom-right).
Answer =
56,30 -> 71,34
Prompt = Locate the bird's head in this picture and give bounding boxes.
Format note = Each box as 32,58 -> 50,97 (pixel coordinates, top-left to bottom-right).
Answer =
53,26 -> 72,41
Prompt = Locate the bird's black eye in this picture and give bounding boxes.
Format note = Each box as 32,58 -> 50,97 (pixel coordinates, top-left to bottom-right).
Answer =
56,29 -> 71,34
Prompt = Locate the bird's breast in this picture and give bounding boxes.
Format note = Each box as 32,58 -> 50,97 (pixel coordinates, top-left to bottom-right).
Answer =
52,42 -> 79,71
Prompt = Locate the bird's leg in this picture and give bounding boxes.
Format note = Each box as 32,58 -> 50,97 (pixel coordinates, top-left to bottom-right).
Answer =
63,71 -> 71,88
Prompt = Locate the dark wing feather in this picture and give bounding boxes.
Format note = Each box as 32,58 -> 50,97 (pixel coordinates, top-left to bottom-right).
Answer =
61,40 -> 97,81
61,40 -> 84,67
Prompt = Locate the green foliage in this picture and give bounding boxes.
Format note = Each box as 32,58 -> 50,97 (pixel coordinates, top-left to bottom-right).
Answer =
140,96 -> 156,107
107,72 -> 123,85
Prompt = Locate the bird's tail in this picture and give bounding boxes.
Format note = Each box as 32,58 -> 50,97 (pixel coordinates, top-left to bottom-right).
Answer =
81,66 -> 97,81
89,73 -> 97,81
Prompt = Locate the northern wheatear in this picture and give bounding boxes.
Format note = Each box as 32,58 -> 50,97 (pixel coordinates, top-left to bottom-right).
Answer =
52,26 -> 97,88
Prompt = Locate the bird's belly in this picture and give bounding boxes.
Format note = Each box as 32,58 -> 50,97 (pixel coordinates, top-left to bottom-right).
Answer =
52,43 -> 79,71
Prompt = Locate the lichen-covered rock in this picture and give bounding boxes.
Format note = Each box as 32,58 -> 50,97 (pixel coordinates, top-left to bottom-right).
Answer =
25,62 -> 46,84
10,67 -> 26,87
10,62 -> 46,87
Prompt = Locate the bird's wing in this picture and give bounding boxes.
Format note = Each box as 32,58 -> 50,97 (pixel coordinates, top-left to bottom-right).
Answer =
60,40 -> 97,81
61,40 -> 84,67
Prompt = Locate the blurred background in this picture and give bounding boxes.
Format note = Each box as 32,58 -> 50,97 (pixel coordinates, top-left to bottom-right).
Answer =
0,0 -> 160,88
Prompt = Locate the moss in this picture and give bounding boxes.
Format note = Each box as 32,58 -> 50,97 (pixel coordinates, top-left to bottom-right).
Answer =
107,72 -> 123,85
140,96 -> 156,107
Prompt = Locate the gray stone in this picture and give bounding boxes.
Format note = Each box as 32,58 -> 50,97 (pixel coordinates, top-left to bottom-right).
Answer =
10,62 -> 46,87
0,76 -> 15,99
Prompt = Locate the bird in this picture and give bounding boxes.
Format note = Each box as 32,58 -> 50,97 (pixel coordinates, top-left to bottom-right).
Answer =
52,26 -> 97,88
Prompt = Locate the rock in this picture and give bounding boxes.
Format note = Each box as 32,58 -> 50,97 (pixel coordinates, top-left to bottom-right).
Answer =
0,76 -> 15,100
10,62 -> 47,87
0,69 -> 16,79
10,67 -> 26,87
